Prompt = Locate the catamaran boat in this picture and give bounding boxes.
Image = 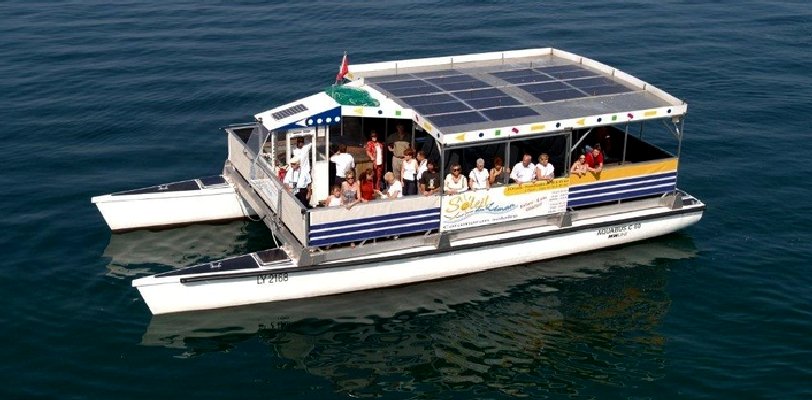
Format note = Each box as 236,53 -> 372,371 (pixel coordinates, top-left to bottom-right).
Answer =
92,48 -> 705,314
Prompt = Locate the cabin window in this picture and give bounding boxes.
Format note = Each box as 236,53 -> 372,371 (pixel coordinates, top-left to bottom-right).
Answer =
570,122 -> 676,167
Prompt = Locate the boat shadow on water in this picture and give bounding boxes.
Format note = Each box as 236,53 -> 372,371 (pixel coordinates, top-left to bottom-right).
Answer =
140,234 -> 697,396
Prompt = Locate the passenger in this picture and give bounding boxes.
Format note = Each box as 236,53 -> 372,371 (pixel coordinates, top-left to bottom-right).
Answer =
585,144 -> 604,173
292,137 -> 307,161
330,144 -> 355,187
322,185 -> 343,207
387,124 -> 411,180
359,168 -> 376,201
488,156 -> 510,186
364,130 -> 385,190
283,157 -> 312,208
416,150 -> 428,181
570,154 -> 588,177
401,149 -> 419,196
375,172 -> 403,199
535,153 -> 555,182
444,164 -> 468,194
419,160 -> 442,196
341,171 -> 363,209
469,158 -> 490,190
510,154 -> 536,184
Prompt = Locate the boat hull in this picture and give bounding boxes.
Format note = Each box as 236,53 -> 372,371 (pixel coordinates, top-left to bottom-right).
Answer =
133,206 -> 703,314
91,176 -> 249,231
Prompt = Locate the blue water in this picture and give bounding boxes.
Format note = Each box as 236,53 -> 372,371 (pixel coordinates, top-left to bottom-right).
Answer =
3,0 -> 812,398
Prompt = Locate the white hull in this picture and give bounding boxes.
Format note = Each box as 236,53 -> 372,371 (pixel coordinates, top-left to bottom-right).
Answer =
91,177 -> 249,231
134,205 -> 703,314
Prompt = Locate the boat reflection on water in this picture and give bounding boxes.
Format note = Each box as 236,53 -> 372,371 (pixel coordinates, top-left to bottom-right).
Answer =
141,235 -> 697,397
103,220 -> 275,279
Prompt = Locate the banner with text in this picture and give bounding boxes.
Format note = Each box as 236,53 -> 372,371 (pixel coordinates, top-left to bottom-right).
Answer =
440,178 -> 570,231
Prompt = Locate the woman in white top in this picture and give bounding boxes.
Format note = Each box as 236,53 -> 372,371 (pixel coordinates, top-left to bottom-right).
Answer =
535,153 -> 555,182
375,172 -> 403,199
400,149 -> 418,196
321,185 -> 343,207
468,158 -> 490,190
444,164 -> 468,194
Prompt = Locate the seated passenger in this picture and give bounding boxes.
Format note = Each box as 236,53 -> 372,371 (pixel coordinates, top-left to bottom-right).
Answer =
488,156 -> 510,186
585,144 -> 604,173
341,171 -> 362,209
535,153 -> 554,182
444,164 -> 468,194
570,154 -> 588,177
419,160 -> 442,196
321,185 -> 343,207
359,168 -> 376,201
375,172 -> 403,199
401,149 -> 419,196
510,154 -> 536,184
469,158 -> 490,190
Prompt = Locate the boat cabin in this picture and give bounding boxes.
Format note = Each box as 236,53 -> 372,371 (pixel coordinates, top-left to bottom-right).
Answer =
224,48 -> 688,262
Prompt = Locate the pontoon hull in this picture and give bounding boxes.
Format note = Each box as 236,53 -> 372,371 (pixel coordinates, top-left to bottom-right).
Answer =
91,176 -> 249,231
133,206 -> 703,314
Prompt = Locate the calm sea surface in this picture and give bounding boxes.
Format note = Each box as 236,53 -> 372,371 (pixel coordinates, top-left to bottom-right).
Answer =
2,0 -> 811,398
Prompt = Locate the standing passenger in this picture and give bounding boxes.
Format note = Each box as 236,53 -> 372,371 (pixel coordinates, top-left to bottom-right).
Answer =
341,172 -> 362,209
416,150 -> 428,181
489,156 -> 510,186
444,164 -> 468,194
585,144 -> 604,173
365,130 -> 385,189
375,172 -> 403,199
469,158 -> 490,190
330,144 -> 355,186
359,168 -> 376,201
570,154 -> 588,177
419,160 -> 442,196
401,149 -> 419,195
387,124 -> 410,180
283,158 -> 312,208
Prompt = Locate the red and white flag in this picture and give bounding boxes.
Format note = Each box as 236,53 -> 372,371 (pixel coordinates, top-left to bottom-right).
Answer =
335,51 -> 349,83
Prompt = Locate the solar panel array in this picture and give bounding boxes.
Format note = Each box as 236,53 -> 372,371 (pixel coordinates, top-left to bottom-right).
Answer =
367,64 -> 635,129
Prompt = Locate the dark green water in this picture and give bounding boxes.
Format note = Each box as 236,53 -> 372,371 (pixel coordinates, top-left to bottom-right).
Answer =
3,0 -> 811,398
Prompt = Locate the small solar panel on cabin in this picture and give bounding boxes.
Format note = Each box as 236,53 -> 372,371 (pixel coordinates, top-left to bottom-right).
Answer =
434,79 -> 490,91
376,79 -> 432,90
387,85 -> 442,97
522,81 -> 570,93
549,69 -> 599,80
414,101 -> 472,115
428,111 -> 488,127
481,106 -> 538,121
426,74 -> 479,84
452,88 -> 508,100
531,88 -> 588,102
466,96 -> 521,109
585,85 -> 634,96
399,93 -> 457,106
566,77 -> 618,89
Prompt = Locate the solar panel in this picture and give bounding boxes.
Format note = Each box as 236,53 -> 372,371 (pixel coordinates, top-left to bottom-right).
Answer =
566,77 -> 618,89
466,96 -> 521,109
428,111 -> 488,127
491,68 -> 538,79
387,85 -> 442,97
481,106 -> 538,121
452,88 -> 508,100
549,69 -> 598,80
414,101 -> 472,115
410,70 -> 461,78
376,79 -> 432,90
434,80 -> 490,91
535,65 -> 587,74
502,73 -> 555,84
366,74 -> 417,84
584,85 -> 634,96
522,81 -> 570,93
399,93 -> 456,106
531,88 -> 588,102
427,74 -> 479,84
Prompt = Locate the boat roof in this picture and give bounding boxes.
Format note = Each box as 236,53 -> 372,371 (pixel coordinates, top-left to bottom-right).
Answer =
256,48 -> 687,145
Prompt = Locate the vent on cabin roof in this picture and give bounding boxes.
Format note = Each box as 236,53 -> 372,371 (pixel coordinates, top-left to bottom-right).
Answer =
272,104 -> 308,120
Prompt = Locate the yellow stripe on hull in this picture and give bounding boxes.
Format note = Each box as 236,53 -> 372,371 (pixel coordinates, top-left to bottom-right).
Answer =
569,158 -> 679,186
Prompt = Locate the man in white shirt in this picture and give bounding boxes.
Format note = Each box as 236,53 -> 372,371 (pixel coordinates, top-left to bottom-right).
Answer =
416,150 -> 428,181
535,153 -> 555,182
510,154 -> 536,184
469,158 -> 490,190
291,137 -> 307,162
284,158 -> 312,208
330,144 -> 355,186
